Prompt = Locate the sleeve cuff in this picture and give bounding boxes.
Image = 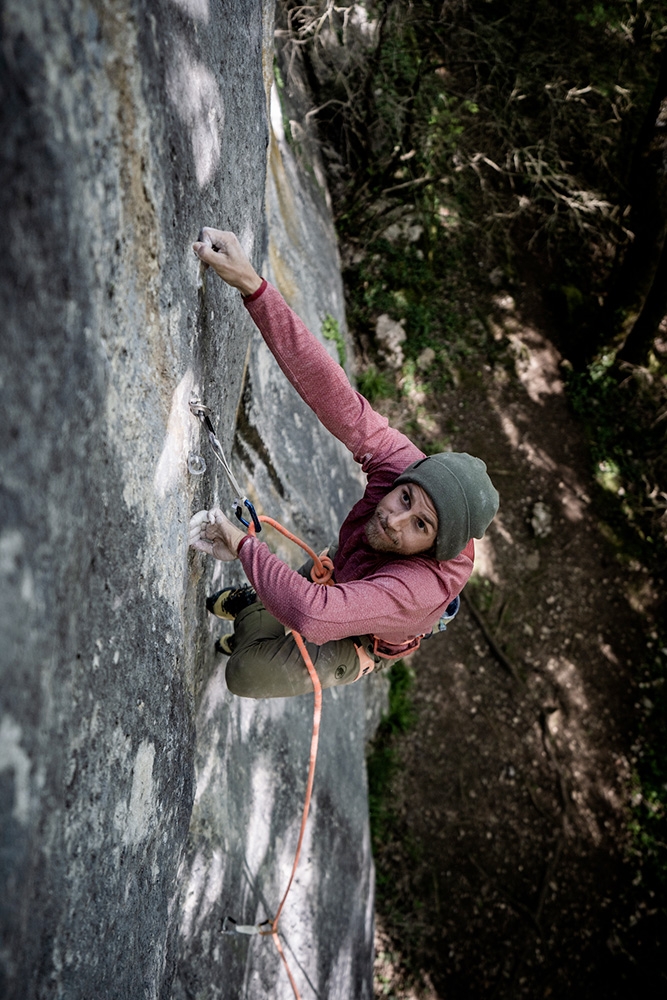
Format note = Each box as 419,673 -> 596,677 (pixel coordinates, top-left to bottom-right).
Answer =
237,534 -> 253,555
242,278 -> 267,303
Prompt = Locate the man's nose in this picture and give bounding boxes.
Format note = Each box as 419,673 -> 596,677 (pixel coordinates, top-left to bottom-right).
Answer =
387,510 -> 409,530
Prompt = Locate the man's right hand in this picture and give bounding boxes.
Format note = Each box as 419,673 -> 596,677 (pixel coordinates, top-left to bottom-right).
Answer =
189,508 -> 246,561
192,229 -> 263,297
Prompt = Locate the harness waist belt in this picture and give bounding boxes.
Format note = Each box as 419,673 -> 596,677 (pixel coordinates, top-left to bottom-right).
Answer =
372,634 -> 423,660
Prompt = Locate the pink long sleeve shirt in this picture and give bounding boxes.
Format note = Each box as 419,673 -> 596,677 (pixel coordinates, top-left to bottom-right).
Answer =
238,281 -> 474,646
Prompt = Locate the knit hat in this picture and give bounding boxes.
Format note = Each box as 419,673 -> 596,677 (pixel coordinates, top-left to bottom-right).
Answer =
394,452 -> 499,561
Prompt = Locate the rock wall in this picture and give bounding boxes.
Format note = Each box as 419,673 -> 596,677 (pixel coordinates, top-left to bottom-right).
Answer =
0,2 -> 379,997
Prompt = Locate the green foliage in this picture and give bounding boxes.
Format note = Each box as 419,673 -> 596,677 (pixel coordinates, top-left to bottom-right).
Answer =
367,661 -> 416,845
466,575 -> 495,614
342,235 -> 473,373
279,0 -> 667,981
565,357 -> 667,556
421,435 -> 452,456
272,55 -> 294,146
356,364 -> 393,402
285,0 -> 666,345
321,312 -> 346,365
378,659 -> 417,738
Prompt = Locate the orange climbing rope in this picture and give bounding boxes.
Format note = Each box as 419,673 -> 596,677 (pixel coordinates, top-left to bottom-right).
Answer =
191,395 -> 336,994
247,515 -> 334,1000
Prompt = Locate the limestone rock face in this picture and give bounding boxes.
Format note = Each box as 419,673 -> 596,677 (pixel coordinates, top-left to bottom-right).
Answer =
0,2 -> 377,997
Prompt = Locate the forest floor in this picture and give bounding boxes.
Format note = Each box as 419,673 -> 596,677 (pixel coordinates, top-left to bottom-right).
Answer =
367,286 -> 664,999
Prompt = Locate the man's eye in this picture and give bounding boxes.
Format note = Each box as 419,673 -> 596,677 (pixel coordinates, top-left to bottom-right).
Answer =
402,491 -> 410,504
417,518 -> 425,531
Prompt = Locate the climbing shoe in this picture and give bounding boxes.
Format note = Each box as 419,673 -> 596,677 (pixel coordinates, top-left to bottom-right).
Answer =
206,585 -> 257,620
215,633 -> 235,656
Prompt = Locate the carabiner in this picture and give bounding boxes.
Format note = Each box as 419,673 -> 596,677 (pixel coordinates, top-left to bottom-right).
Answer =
234,498 -> 262,533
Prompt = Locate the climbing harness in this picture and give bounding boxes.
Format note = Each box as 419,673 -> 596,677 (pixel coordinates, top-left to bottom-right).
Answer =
189,396 -> 262,532
371,595 -> 461,660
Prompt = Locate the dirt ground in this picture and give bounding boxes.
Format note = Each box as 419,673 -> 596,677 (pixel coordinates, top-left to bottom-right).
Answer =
369,293 -> 664,998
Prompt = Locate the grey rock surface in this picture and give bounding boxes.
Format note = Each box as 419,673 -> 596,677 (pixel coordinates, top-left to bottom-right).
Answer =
0,2 -> 380,997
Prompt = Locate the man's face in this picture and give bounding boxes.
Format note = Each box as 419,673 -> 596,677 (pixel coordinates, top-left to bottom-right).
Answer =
365,482 -> 438,556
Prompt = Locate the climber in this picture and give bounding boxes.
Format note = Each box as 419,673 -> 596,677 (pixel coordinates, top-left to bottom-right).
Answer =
188,229 -> 499,699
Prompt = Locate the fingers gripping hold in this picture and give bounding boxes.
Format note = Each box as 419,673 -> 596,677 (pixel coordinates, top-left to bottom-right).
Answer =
192,227 -> 262,296
188,508 -> 245,562
189,509 -> 209,537
188,510 -> 213,554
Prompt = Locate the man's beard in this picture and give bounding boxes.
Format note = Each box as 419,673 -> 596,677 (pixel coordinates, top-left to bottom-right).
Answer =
364,509 -> 399,552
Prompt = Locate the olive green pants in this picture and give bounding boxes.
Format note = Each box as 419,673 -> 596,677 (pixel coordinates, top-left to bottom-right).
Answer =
225,601 -> 377,699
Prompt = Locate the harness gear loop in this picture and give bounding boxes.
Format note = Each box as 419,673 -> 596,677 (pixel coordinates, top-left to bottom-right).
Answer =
353,642 -> 376,679
372,633 -> 424,660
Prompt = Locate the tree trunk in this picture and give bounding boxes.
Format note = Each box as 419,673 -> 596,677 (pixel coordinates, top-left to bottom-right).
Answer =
598,44 -> 667,352
615,232 -> 667,366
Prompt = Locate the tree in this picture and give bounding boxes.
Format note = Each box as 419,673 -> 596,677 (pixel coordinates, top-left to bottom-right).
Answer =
279,1 -> 667,366
611,44 -> 667,366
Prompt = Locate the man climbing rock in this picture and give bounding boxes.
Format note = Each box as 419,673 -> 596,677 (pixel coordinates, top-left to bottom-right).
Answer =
189,229 -> 499,699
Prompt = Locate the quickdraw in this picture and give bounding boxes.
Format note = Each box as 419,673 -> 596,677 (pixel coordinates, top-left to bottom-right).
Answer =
189,396 -> 262,533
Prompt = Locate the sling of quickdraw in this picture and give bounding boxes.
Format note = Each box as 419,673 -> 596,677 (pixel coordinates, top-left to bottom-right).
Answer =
189,397 -> 262,533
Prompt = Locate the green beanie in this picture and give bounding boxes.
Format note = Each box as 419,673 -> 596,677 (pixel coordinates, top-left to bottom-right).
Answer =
394,452 -> 499,561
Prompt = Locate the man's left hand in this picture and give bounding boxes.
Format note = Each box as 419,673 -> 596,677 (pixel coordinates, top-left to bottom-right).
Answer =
192,229 -> 262,296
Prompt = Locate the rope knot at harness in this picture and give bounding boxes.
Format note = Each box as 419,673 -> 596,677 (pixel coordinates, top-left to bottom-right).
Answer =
310,552 -> 334,585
